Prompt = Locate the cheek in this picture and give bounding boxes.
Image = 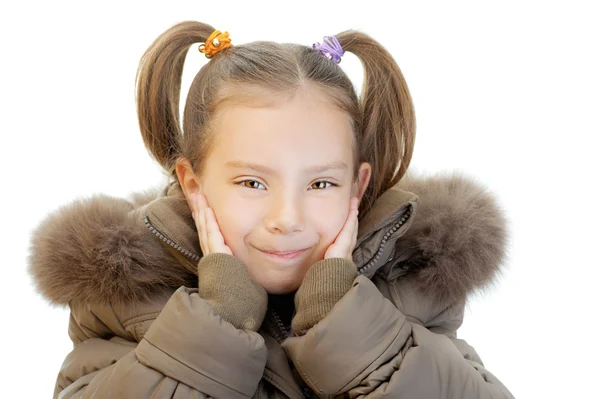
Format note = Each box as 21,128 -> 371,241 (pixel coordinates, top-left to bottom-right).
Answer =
209,195 -> 260,253
310,203 -> 348,244
207,189 -> 351,250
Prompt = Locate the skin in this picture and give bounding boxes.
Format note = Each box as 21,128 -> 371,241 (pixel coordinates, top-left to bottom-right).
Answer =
176,87 -> 371,295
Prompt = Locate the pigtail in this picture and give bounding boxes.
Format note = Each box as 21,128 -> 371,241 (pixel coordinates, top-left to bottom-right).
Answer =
135,21 -> 217,179
336,31 -> 416,212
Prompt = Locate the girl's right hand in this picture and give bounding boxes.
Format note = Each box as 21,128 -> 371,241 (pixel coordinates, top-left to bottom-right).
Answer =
191,192 -> 267,332
190,192 -> 233,256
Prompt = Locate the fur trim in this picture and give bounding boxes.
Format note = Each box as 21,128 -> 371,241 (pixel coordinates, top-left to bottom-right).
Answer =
27,171 -> 510,307
27,191 -> 195,306
396,170 -> 511,304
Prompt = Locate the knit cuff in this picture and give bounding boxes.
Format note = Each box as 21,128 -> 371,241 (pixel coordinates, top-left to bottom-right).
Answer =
291,258 -> 358,334
197,253 -> 268,331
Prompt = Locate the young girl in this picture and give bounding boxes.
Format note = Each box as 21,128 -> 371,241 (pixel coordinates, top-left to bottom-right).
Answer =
28,21 -> 514,398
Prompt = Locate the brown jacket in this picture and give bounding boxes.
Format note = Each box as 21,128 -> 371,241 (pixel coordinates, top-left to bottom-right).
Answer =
28,171 -> 515,398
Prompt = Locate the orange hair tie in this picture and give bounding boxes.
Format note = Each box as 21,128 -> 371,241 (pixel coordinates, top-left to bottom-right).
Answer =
198,29 -> 232,59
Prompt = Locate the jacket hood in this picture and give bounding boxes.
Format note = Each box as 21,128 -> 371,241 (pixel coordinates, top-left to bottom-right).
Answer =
27,170 -> 510,308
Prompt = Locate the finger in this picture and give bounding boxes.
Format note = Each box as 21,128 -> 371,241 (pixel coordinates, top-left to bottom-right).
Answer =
190,192 -> 198,226
197,208 -> 207,255
195,214 -> 205,254
206,208 -> 227,254
338,208 -> 358,251
351,197 -> 359,211
342,209 -> 359,261
195,192 -> 209,215
190,192 -> 200,221
198,192 -> 209,208
192,192 -> 206,233
351,212 -> 359,249
205,207 -> 216,253
351,208 -> 359,241
333,206 -> 353,242
202,207 -> 210,253
190,193 -> 196,221
351,210 -> 358,236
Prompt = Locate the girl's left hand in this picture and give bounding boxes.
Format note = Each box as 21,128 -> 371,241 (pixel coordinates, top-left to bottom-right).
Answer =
324,197 -> 359,262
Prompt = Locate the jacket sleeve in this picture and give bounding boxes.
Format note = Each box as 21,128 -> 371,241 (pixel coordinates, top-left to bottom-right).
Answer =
282,259 -> 514,399
55,286 -> 267,399
55,254 -> 270,399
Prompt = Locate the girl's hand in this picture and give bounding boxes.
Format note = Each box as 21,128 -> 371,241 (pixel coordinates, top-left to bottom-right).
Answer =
191,192 -> 266,332
190,192 -> 233,256
324,197 -> 359,262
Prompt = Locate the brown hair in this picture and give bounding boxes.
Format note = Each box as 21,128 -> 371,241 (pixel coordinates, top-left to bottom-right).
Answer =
136,20 -> 415,215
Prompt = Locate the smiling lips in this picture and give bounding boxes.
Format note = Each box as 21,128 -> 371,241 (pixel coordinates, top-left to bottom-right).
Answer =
259,247 -> 308,259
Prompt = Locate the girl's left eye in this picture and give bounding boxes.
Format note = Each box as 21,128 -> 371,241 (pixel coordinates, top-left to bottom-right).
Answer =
238,180 -> 266,190
310,180 -> 337,190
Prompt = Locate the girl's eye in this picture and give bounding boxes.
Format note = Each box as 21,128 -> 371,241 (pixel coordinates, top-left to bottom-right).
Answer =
236,180 -> 337,190
310,180 -> 336,190
239,180 -> 266,190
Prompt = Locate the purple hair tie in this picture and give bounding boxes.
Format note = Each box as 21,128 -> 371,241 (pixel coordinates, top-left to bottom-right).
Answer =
312,35 -> 345,64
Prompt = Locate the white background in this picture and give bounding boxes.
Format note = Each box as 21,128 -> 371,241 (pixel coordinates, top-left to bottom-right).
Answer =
1,1 -> 598,397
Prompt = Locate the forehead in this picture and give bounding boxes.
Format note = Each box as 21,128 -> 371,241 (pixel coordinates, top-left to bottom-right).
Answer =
210,90 -> 354,170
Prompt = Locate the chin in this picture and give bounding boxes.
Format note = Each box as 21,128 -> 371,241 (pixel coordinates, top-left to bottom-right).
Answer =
252,272 -> 303,295
264,283 -> 299,295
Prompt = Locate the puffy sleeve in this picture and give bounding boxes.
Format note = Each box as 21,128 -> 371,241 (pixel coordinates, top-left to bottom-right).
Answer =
282,259 -> 514,399
55,253 -> 270,399
55,286 -> 267,399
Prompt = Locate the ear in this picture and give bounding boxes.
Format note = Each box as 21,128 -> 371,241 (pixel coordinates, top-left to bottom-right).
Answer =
353,162 -> 372,203
175,157 -> 204,210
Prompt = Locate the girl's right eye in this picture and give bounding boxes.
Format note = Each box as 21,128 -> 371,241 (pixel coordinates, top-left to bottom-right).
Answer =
237,180 -> 266,190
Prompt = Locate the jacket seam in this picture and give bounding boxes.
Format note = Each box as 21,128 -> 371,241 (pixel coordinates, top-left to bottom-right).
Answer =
406,315 -> 424,325
293,310 -> 409,396
292,359 -> 323,395
390,280 -> 426,326
122,311 -> 161,327
141,336 -> 250,397
336,315 -> 409,395
262,370 -> 303,399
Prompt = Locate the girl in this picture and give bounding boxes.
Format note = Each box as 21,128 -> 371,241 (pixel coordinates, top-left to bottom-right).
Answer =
28,21 -> 514,398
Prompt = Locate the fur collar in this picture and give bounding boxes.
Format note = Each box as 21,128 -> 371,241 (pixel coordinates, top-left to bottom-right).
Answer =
27,170 -> 509,308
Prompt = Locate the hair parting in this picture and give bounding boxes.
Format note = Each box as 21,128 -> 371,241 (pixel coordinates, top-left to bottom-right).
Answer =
135,20 -> 416,215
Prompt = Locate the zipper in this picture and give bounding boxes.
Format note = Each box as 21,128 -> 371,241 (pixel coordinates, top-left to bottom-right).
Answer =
142,201 -> 413,399
145,204 -> 413,277
269,308 -> 288,344
269,310 -> 317,398
144,215 -> 201,263
146,212 -> 315,398
357,206 -> 413,275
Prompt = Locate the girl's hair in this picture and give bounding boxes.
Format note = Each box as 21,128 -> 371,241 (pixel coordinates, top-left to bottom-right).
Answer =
136,20 -> 415,215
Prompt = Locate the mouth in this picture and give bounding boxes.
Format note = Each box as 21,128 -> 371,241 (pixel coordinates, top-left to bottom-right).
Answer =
258,247 -> 309,260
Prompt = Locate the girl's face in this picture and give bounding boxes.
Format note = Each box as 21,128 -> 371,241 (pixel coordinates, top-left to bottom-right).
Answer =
186,88 -> 371,294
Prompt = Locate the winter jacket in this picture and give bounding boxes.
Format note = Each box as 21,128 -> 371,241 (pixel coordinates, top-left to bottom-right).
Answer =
28,171 -> 515,398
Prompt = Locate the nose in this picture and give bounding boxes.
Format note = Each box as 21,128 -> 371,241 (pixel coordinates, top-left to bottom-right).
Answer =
264,192 -> 304,235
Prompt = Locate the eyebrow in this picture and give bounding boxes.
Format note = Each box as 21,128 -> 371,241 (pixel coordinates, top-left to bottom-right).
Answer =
225,160 -> 349,175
